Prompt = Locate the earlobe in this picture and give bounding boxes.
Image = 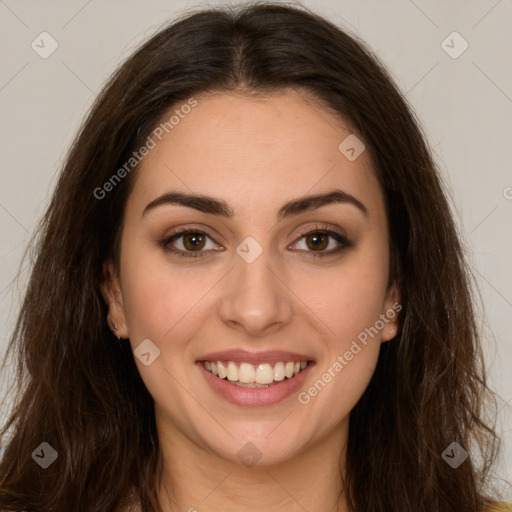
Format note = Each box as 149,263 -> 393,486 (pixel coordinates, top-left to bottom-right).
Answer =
381,283 -> 401,343
101,260 -> 129,339
383,323 -> 398,342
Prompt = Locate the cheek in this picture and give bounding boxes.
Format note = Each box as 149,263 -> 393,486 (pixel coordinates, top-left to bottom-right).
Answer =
119,256 -> 213,414
118,231 -> 206,343
296,267 -> 386,419
121,262 -> 207,343
297,247 -> 388,394
301,253 -> 389,343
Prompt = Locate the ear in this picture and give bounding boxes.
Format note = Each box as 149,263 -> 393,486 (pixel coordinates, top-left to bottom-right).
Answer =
101,260 -> 129,339
380,282 -> 401,343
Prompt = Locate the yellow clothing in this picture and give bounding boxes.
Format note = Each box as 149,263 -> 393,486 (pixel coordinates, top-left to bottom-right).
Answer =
488,503 -> 512,511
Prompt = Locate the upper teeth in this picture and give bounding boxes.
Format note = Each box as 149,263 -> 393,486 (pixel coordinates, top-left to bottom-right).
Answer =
204,361 -> 308,384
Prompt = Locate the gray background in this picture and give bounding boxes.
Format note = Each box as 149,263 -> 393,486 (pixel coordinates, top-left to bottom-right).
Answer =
1,0 -> 511,497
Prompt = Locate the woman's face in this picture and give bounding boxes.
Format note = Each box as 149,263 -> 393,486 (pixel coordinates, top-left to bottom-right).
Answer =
103,88 -> 399,466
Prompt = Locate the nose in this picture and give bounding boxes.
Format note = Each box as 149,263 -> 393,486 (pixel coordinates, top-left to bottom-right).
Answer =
216,246 -> 294,338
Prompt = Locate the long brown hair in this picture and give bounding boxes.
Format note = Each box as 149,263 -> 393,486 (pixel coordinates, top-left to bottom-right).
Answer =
0,2 -> 502,511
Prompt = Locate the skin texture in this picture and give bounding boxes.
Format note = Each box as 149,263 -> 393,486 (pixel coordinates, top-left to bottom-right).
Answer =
102,89 -> 400,512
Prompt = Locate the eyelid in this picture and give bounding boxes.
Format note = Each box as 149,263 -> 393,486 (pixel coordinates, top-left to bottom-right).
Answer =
295,223 -> 347,241
290,224 -> 352,256
159,222 -> 352,258
164,224 -> 216,240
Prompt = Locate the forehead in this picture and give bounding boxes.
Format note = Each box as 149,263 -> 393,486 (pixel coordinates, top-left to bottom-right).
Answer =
127,89 -> 385,221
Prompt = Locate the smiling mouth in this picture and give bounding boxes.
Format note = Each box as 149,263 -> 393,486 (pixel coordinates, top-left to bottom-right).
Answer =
201,360 -> 312,388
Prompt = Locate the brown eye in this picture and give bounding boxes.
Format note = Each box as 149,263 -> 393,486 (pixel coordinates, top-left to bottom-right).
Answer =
293,226 -> 352,258
304,232 -> 329,251
160,229 -> 219,258
182,233 -> 206,251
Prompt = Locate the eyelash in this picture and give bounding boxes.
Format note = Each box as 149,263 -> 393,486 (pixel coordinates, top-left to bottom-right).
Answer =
159,224 -> 352,259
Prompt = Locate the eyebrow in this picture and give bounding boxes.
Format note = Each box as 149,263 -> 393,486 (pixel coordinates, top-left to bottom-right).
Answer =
141,188 -> 368,220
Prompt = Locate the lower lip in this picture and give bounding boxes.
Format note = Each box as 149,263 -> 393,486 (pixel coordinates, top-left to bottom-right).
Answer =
197,361 -> 314,407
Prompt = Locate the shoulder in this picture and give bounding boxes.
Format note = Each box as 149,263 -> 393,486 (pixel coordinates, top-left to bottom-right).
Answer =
486,503 -> 512,511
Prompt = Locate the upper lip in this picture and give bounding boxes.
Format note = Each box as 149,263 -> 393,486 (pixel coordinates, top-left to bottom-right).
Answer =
197,350 -> 315,365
